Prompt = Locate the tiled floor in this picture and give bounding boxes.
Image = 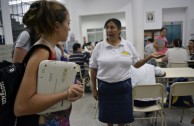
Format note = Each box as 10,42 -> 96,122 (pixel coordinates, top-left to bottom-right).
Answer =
70,92 -> 194,126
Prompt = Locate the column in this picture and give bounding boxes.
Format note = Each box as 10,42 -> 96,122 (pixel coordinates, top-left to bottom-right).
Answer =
1,0 -> 13,44
132,0 -> 144,58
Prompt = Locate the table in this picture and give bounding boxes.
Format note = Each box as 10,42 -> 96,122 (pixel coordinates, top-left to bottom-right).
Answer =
156,67 -> 194,85
160,67 -> 194,78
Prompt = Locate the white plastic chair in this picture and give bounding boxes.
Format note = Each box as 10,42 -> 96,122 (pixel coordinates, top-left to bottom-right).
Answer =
132,83 -> 166,126
168,81 -> 194,122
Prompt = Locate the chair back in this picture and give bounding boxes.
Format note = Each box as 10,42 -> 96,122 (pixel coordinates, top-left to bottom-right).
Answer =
133,83 -> 164,99
170,81 -> 194,96
168,62 -> 188,68
169,81 -> 194,108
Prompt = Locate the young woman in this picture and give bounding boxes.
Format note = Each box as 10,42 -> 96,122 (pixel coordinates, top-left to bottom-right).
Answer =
14,1 -> 83,126
153,27 -> 168,54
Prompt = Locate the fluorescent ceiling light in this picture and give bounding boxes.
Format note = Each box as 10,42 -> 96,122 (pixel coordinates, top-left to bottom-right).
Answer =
9,0 -> 36,5
9,0 -> 62,5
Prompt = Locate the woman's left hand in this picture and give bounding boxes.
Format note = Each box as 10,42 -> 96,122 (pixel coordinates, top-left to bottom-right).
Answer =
150,52 -> 165,59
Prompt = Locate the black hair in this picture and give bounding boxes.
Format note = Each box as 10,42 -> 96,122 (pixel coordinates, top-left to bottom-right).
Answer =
87,42 -> 92,46
190,39 -> 194,43
104,18 -> 122,30
160,27 -> 167,32
147,38 -> 154,43
73,43 -> 81,52
173,39 -> 182,47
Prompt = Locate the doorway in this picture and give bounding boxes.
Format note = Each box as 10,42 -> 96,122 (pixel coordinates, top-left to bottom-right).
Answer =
163,21 -> 182,46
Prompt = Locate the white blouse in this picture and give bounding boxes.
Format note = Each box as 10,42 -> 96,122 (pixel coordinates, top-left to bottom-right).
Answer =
89,38 -> 140,83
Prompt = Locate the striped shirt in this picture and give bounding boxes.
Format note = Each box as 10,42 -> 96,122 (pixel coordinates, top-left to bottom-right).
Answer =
69,52 -> 90,78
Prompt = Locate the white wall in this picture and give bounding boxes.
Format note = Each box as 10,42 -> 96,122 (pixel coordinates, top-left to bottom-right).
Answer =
66,0 -> 133,43
143,0 -> 194,45
2,0 -> 193,54
81,12 -> 125,42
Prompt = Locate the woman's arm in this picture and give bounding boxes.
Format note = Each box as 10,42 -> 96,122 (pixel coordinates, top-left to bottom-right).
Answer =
134,52 -> 163,68
12,47 -> 28,63
90,68 -> 98,100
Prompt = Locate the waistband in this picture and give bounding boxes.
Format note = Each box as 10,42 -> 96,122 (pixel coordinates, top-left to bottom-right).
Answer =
98,78 -> 131,85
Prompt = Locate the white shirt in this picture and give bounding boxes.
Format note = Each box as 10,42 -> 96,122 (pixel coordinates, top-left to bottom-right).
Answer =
131,64 -> 165,101
145,43 -> 154,56
89,38 -> 140,83
165,47 -> 189,64
14,31 -> 31,51
131,64 -> 165,86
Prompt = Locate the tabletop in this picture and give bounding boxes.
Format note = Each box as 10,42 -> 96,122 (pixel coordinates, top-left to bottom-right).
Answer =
159,67 -> 194,78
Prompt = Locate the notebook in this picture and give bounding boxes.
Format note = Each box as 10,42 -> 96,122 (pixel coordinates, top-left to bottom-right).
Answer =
37,60 -> 78,114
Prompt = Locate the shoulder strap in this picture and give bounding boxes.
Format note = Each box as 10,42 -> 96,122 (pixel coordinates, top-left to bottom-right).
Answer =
22,44 -> 51,64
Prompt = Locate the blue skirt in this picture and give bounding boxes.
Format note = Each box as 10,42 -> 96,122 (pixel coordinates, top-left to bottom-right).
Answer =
98,78 -> 134,124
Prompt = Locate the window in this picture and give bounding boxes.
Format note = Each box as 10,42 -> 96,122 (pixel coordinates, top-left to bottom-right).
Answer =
87,27 -> 126,42
87,28 -> 103,43
121,27 -> 126,39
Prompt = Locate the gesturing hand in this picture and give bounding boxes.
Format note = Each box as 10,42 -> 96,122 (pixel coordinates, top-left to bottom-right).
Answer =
150,52 -> 165,59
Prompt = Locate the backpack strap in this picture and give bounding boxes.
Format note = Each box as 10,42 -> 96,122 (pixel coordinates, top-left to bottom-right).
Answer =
22,44 -> 51,64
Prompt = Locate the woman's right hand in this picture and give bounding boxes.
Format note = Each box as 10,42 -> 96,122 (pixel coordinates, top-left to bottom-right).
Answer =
66,84 -> 84,102
92,88 -> 98,100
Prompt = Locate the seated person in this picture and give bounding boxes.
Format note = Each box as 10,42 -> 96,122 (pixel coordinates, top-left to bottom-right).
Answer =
162,39 -> 189,67
69,43 -> 90,81
187,39 -> 194,54
131,64 -> 166,116
145,38 -> 157,66
145,38 -> 155,56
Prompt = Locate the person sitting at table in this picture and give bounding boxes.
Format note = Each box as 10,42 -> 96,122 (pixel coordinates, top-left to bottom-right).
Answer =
131,63 -> 166,116
69,43 -> 90,81
145,38 -> 157,66
187,39 -> 194,60
162,39 -> 189,67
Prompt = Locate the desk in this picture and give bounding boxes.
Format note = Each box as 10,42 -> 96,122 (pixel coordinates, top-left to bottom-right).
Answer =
160,67 -> 194,78
157,67 -> 194,85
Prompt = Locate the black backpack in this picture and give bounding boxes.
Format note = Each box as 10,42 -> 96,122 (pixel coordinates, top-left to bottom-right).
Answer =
0,44 -> 51,126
